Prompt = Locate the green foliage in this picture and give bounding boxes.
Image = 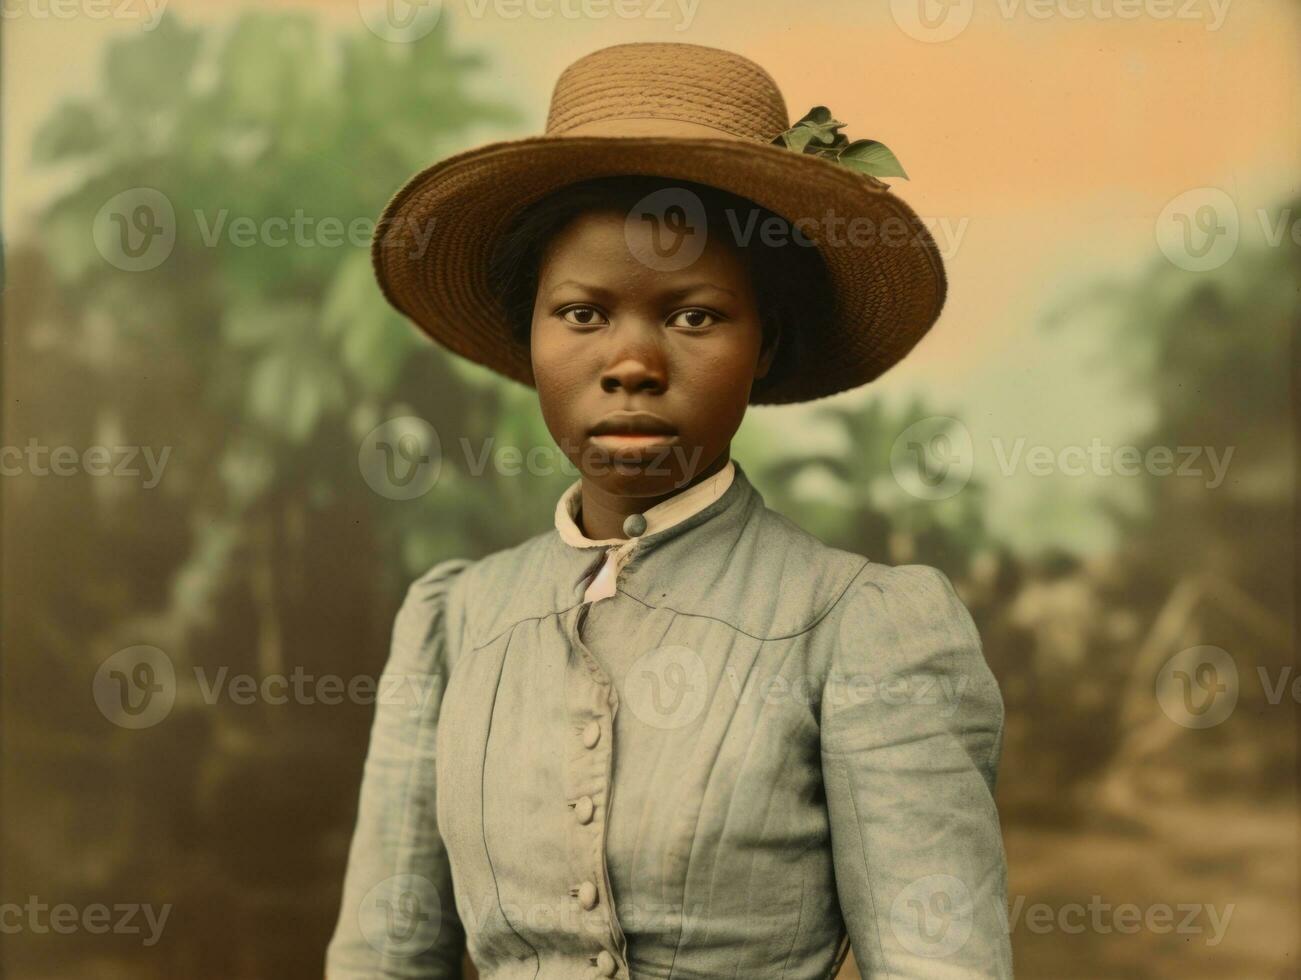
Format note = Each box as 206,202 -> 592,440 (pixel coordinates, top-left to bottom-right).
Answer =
32,10 -> 532,553
773,105 -> 908,179
742,397 -> 991,573
1049,198 -> 1296,593
10,16 -> 537,974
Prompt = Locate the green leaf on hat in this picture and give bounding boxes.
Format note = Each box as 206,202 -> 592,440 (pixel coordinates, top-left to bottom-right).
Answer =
777,125 -> 817,153
837,139 -> 909,180
784,105 -> 847,147
772,107 -> 909,181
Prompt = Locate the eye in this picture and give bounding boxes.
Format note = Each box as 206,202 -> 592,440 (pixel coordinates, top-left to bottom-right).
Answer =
668,308 -> 720,329
558,305 -> 608,327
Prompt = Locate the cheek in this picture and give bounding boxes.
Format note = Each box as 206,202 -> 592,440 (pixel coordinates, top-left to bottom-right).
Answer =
531,325 -> 590,430
672,336 -> 761,433
681,329 -> 763,388
529,318 -> 563,383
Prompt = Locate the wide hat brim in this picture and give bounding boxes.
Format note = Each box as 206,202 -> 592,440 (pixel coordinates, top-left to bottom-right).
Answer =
371,133 -> 947,405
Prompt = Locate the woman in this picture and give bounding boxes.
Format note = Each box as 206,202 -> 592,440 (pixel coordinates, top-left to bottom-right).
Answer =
327,42 -> 1011,979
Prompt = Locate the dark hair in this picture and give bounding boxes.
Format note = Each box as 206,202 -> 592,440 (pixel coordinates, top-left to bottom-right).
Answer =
485,174 -> 835,400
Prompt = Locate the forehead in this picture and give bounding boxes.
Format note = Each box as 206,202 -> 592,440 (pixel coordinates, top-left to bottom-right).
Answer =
536,208 -> 750,288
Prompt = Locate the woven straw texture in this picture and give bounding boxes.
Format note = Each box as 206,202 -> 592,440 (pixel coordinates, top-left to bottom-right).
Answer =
371,42 -> 947,405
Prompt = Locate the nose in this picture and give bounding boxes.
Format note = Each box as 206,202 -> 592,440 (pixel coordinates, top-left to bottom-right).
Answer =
599,324 -> 667,395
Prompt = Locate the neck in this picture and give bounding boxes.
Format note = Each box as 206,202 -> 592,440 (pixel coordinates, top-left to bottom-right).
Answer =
577,450 -> 730,540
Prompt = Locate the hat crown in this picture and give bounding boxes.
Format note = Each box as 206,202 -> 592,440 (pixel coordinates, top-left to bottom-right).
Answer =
545,42 -> 790,142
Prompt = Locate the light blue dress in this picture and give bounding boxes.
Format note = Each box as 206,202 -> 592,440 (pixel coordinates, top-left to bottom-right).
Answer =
326,460 -> 1012,978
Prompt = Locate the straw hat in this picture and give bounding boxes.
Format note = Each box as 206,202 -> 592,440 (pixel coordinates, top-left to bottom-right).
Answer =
371,41 -> 946,405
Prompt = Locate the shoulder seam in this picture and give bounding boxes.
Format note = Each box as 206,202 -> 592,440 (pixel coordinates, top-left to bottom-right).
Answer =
616,554 -> 870,642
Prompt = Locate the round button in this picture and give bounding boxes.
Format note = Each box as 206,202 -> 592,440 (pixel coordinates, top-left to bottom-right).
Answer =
622,513 -> 647,537
594,950 -> 617,976
581,721 -> 601,749
577,881 -> 599,910
574,796 -> 595,825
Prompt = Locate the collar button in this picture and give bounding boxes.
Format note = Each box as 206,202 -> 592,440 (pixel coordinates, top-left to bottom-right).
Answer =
622,513 -> 647,537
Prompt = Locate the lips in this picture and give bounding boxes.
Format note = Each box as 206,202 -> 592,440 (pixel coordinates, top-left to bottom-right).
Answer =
588,411 -> 678,438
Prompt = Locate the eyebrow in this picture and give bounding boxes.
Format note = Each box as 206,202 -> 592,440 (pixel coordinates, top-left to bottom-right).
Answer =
543,280 -> 738,300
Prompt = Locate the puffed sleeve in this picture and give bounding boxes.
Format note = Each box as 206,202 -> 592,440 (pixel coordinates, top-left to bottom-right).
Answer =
821,563 -> 1012,979
326,558 -> 472,979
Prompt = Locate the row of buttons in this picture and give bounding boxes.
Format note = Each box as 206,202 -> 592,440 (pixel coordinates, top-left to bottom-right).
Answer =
573,605 -> 621,978
573,720 -> 602,908
578,715 -> 616,975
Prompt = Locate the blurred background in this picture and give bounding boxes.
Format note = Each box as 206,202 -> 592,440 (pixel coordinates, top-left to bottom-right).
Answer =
1,0 -> 1297,977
